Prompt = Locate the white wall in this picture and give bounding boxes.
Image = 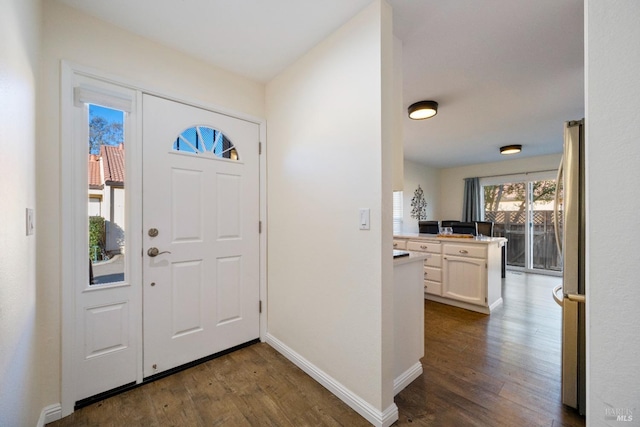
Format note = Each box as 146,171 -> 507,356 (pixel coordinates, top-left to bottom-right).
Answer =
105,187 -> 125,253
0,0 -> 41,425
438,154 -> 562,220
38,0 -> 265,409
392,36 -> 404,192
585,0 -> 640,422
401,160 -> 440,232
266,0 -> 396,423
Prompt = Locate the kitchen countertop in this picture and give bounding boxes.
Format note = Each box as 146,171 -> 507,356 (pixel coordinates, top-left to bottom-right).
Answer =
395,232 -> 507,246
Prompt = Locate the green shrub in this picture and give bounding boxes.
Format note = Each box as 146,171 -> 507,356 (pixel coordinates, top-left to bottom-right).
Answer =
89,216 -> 106,260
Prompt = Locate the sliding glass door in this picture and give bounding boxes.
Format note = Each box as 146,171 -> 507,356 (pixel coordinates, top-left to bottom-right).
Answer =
482,172 -> 561,274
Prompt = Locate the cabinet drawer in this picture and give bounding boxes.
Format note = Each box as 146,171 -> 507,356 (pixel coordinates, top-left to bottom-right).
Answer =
424,254 -> 442,268
443,243 -> 486,259
407,240 -> 441,253
393,239 -> 407,250
423,266 -> 441,283
424,280 -> 442,296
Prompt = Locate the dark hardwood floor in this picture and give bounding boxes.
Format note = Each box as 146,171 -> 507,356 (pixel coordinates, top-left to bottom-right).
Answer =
49,272 -> 585,426
395,271 -> 585,426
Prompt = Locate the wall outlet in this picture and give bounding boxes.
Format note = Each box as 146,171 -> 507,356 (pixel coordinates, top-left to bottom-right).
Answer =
26,208 -> 35,236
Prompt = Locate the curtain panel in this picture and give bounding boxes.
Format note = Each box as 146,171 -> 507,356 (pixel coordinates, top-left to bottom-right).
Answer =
462,177 -> 481,221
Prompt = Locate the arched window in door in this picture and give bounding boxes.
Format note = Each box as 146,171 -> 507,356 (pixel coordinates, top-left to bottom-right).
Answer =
172,125 -> 239,160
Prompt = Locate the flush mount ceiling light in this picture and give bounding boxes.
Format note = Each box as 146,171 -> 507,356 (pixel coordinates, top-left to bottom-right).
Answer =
500,144 -> 522,155
408,101 -> 438,120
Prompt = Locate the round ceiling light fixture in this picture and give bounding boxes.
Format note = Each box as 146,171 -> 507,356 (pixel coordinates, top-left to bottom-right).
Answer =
408,100 -> 438,120
500,144 -> 522,155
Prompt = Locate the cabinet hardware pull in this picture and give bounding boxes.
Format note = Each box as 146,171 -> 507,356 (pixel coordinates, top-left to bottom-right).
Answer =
393,243 -> 397,247
459,250 -> 468,254
420,245 -> 427,249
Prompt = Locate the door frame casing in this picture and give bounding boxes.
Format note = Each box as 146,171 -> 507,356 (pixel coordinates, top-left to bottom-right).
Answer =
60,61 -> 268,417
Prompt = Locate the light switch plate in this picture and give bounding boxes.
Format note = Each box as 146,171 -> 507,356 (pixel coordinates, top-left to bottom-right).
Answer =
26,208 -> 35,236
359,208 -> 370,230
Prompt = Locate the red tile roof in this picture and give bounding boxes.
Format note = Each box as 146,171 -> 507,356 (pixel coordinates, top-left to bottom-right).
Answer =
88,144 -> 125,189
101,144 -> 125,186
88,155 -> 103,189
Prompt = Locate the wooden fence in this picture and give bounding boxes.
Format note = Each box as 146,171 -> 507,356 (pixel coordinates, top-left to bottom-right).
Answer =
485,210 -> 563,271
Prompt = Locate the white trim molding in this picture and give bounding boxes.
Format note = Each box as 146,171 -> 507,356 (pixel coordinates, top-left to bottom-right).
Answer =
265,333 -> 399,427
393,362 -> 423,396
37,404 -> 62,427
425,293 -> 502,315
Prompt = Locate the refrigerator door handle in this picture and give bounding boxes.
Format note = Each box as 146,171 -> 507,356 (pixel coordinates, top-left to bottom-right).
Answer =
554,156 -> 564,256
552,284 -> 564,306
553,284 -> 586,305
567,293 -> 586,303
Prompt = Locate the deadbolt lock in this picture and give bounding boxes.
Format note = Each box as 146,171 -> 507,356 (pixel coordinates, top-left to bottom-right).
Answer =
148,228 -> 159,237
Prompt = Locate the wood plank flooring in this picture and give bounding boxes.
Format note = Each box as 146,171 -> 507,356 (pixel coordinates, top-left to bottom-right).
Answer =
395,271 -> 585,426
49,272 -> 585,426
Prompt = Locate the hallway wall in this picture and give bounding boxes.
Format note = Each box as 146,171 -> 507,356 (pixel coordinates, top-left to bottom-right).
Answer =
0,0 -> 41,425
266,1 -> 396,423
585,0 -> 640,420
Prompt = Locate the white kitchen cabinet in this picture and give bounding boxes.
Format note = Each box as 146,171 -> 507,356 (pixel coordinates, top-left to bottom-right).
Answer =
393,239 -> 407,250
394,233 -> 506,314
423,266 -> 442,295
406,239 -> 442,296
442,254 -> 486,306
407,240 -> 439,253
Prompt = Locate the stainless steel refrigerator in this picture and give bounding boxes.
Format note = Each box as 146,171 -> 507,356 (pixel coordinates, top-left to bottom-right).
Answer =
553,119 -> 586,415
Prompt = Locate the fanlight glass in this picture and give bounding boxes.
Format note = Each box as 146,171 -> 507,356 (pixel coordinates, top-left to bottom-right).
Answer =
173,125 -> 239,160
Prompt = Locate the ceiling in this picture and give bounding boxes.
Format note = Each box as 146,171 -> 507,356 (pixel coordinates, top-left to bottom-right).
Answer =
57,0 -> 584,168
391,0 -> 584,167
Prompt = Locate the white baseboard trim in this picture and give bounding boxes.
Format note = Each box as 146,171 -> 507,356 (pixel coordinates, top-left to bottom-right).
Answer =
37,403 -> 62,427
488,297 -> 504,312
393,362 -> 423,396
425,294 -> 492,314
265,333 -> 398,427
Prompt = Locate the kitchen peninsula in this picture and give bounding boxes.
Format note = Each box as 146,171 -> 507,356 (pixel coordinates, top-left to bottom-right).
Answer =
393,233 -> 507,314
392,250 -> 428,394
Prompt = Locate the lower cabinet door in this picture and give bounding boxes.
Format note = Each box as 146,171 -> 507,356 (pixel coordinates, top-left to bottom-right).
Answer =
442,255 -> 486,306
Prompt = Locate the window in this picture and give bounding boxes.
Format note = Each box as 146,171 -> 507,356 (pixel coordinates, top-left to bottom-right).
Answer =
87,104 -> 126,285
173,125 -> 238,160
393,191 -> 403,234
482,171 -> 561,273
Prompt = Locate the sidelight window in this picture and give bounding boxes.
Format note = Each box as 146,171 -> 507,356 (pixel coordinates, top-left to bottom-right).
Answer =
87,104 -> 126,285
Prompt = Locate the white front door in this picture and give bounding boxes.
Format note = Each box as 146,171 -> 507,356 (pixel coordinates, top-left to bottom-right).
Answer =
142,94 -> 260,377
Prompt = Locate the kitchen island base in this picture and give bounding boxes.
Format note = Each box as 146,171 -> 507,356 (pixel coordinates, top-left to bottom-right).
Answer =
394,233 -> 507,315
